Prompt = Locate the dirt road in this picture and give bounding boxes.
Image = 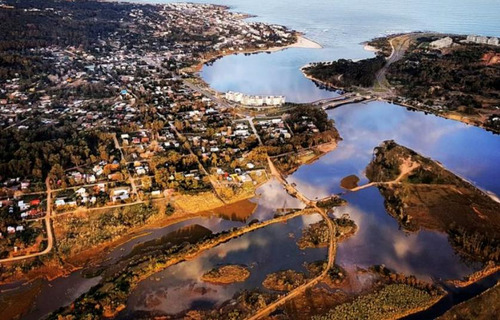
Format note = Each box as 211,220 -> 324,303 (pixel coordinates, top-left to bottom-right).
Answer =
0,178 -> 54,263
248,159 -> 338,320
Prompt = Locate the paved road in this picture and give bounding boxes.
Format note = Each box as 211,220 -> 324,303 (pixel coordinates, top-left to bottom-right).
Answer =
310,93 -> 354,106
245,116 -> 263,146
321,96 -> 368,110
374,34 -> 413,96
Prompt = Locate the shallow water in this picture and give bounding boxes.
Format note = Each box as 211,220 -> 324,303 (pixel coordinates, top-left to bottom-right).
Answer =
334,187 -> 479,281
120,214 -> 325,316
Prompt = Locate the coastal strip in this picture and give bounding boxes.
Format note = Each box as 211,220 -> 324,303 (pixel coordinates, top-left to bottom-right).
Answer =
190,33 -> 321,72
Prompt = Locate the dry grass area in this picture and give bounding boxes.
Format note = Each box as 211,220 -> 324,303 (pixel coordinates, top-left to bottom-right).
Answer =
369,141 -> 500,262
384,183 -> 500,235
173,190 -> 258,222
173,192 -> 225,213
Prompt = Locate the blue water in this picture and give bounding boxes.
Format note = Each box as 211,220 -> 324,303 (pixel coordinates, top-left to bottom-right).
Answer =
176,0 -> 500,282
147,0 -> 500,101
289,102 -> 500,198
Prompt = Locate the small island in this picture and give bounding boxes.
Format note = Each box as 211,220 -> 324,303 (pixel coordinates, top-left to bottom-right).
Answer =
262,270 -> 307,291
297,220 -> 331,249
200,265 -> 251,285
297,215 -> 357,249
340,175 -> 360,190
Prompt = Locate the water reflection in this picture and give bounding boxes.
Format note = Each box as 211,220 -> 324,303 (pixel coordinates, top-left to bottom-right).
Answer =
290,102 -> 500,197
201,50 -> 340,103
121,214 -> 326,316
249,178 -> 306,221
23,273 -> 102,320
105,217 -> 244,264
334,188 -> 478,281
284,102 -> 496,280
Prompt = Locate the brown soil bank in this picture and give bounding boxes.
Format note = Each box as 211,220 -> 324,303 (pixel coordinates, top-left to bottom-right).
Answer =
201,265 -> 250,284
340,175 -> 360,190
367,140 -> 500,263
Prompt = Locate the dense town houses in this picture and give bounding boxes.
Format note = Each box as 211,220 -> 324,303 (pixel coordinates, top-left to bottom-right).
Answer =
0,1 -> 338,259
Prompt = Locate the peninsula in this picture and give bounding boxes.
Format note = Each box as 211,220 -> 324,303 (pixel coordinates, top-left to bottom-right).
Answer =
303,33 -> 500,132
365,140 -> 500,263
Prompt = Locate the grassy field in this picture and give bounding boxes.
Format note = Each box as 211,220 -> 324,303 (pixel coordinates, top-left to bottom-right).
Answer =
54,203 -> 161,257
312,284 -> 441,320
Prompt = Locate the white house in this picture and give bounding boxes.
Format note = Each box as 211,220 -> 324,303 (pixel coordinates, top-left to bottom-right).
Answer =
430,37 -> 453,49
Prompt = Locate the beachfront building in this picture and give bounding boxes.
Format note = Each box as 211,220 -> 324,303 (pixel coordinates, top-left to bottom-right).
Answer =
466,35 -> 499,46
226,91 -> 285,107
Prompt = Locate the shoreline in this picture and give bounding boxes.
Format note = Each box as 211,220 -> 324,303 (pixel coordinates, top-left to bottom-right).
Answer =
363,43 -> 381,53
300,67 -> 346,91
189,33 -> 321,73
300,59 -> 500,134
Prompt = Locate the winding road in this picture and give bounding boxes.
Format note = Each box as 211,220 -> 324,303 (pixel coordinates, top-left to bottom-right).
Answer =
246,158 -> 338,320
374,34 -> 413,97
0,178 -> 54,263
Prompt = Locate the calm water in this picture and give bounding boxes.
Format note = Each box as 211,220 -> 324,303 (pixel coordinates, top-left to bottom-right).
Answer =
334,188 -> 479,281
149,0 -> 500,101
120,214 -> 325,317
8,0 -> 500,318
290,102 -> 500,197
191,0 -> 500,292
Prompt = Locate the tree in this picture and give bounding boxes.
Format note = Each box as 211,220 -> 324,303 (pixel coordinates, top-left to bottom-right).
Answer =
141,176 -> 152,189
155,168 -> 170,189
48,163 -> 64,181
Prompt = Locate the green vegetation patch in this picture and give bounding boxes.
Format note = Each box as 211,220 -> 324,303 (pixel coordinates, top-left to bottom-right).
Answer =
303,56 -> 386,88
297,220 -> 330,249
312,284 -> 439,320
201,265 -> 250,285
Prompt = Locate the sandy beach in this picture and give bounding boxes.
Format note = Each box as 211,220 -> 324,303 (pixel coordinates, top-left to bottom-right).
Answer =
281,34 -> 322,50
242,34 -> 322,53
363,43 -> 380,53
